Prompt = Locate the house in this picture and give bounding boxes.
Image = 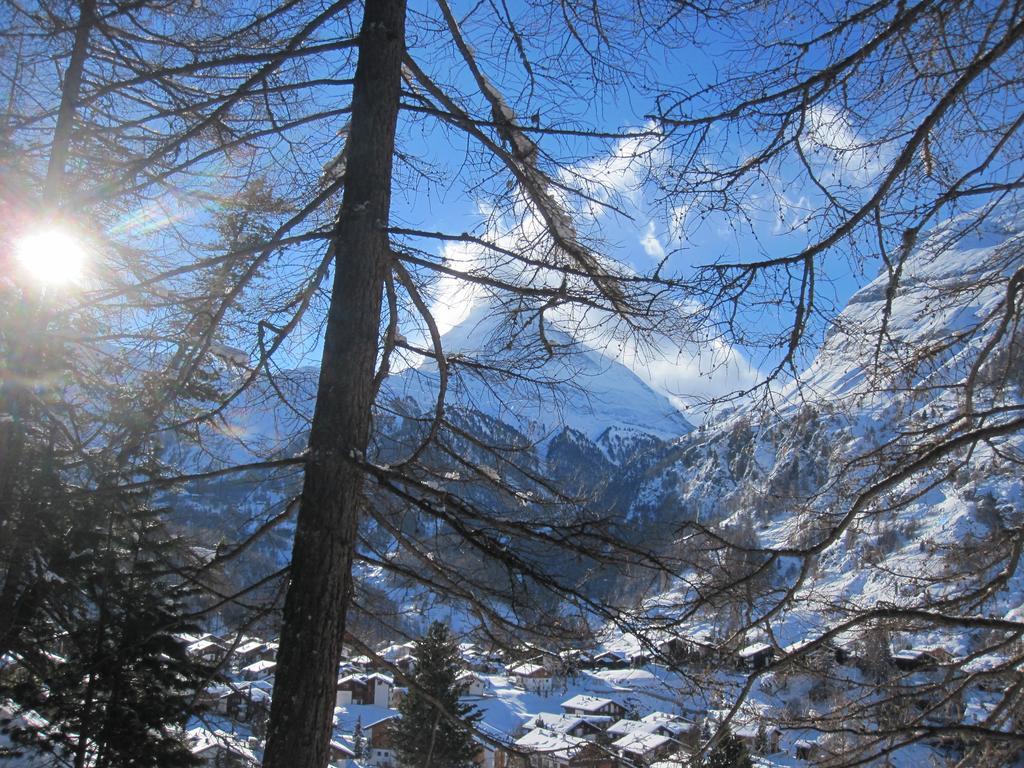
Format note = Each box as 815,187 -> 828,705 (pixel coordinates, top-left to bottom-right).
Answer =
511,728 -> 619,768
795,739 -> 821,761
365,673 -> 394,708
187,637 -> 226,665
233,639 -> 269,666
240,659 -> 276,681
394,653 -> 417,676
655,637 -> 690,665
780,638 -> 845,671
457,671 -> 489,697
223,683 -> 271,734
640,713 -> 698,750
336,674 -> 368,706
334,707 -> 397,768
328,738 -> 355,766
891,647 -> 952,671
561,696 -> 626,720
734,723 -> 781,755
611,730 -> 676,764
524,713 -> 610,740
188,727 -> 258,767
606,714 -> 697,756
509,661 -> 554,693
378,641 -> 417,662
336,673 -> 391,707
737,642 -> 774,672
590,650 -> 629,669
389,686 -> 407,709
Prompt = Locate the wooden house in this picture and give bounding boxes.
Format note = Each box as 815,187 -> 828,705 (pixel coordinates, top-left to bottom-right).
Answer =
509,661 -> 554,694
560,695 -> 626,720
737,642 -> 774,672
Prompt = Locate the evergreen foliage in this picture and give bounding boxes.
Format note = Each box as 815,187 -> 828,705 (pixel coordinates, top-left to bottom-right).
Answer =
1,492 -> 214,767
352,718 -> 365,759
703,727 -> 753,768
392,622 -> 480,768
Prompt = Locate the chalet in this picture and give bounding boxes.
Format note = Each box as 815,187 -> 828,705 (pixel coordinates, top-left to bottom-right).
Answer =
329,739 -> 355,766
509,661 -> 554,693
780,638 -> 847,671
611,730 -> 676,764
511,728 -> 619,768
737,642 -> 774,672
457,670 -> 489,697
389,686 -> 407,709
590,650 -> 629,669
559,649 -> 593,674
608,713 -> 698,752
628,650 -> 651,667
734,723 -> 781,755
223,683 -> 271,734
335,707 -> 397,768
378,641 -> 417,662
394,653 -> 417,676
891,646 -> 952,672
233,639 -> 269,666
336,673 -> 392,707
524,713 -> 610,740
794,739 -> 821,761
188,727 -> 258,767
336,674 -> 367,706
240,659 -> 276,681
187,637 -> 226,665
460,643 -> 494,671
655,637 -> 690,665
561,695 -> 626,720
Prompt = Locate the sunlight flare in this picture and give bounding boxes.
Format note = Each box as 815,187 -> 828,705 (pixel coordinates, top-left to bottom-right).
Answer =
14,228 -> 88,286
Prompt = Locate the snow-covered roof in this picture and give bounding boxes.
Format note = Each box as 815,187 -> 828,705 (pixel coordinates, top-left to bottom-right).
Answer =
738,642 -> 772,658
607,718 -> 654,737
612,730 -> 673,756
641,711 -> 682,724
561,694 -> 620,713
235,640 -> 265,656
524,713 -> 602,734
241,659 -> 275,674
509,662 -> 548,677
515,727 -> 586,760
187,639 -> 222,654
187,727 -> 258,765
330,739 -> 355,757
333,704 -> 397,733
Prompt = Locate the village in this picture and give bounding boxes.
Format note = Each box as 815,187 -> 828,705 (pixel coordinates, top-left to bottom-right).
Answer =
178,625 -> 992,768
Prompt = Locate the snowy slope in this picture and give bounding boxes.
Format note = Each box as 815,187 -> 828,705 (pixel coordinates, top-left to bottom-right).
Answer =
576,206 -> 1024,765
384,300 -> 692,446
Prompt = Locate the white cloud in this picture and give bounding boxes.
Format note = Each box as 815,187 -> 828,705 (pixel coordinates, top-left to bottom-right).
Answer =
639,221 -> 666,260
414,129 -> 763,416
801,104 -> 889,185
563,125 -> 664,221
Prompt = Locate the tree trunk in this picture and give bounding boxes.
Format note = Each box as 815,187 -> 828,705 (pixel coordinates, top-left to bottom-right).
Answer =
261,1 -> 406,767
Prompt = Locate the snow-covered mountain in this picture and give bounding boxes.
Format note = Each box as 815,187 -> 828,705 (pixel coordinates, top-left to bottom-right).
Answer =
383,300 -> 692,448
619,204 -> 1024,652
169,294 -> 695,620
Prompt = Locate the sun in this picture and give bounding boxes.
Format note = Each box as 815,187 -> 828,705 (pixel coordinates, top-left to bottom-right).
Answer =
14,228 -> 88,286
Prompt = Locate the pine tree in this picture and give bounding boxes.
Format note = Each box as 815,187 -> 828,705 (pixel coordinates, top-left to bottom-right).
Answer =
392,622 -> 480,768
352,718 -> 365,759
1,492 -> 214,768
703,727 -> 753,768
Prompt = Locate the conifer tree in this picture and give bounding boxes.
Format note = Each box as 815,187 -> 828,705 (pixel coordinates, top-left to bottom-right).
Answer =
392,622 -> 480,768
352,718 -> 365,760
703,727 -> 753,768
